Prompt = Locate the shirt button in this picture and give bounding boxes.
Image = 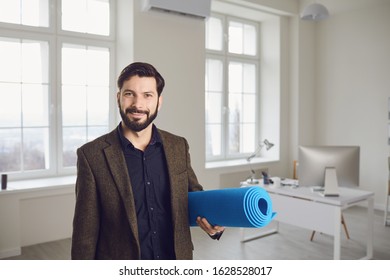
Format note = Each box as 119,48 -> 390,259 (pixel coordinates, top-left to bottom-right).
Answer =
150,207 -> 154,211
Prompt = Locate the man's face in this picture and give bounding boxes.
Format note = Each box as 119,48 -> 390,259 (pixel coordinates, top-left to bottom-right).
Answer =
117,75 -> 162,132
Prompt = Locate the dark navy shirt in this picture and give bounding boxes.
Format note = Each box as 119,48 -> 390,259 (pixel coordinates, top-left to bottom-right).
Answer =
117,124 -> 175,260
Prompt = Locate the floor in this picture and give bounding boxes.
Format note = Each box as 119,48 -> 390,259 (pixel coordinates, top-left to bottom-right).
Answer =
3,206 -> 390,260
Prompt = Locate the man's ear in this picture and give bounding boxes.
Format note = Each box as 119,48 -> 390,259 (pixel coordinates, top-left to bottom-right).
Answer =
158,95 -> 163,111
116,92 -> 120,107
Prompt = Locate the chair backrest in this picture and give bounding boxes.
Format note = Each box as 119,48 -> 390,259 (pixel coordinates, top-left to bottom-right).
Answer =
388,157 -> 390,194
293,160 -> 299,180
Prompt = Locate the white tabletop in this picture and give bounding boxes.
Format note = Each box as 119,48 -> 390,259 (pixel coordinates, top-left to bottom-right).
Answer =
262,184 -> 374,206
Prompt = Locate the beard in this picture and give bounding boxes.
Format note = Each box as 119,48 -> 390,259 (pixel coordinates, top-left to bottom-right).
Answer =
119,103 -> 159,132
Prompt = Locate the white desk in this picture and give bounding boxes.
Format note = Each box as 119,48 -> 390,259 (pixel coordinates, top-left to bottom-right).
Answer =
242,184 -> 374,260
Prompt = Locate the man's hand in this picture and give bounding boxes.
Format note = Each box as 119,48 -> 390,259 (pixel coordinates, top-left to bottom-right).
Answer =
196,217 -> 225,240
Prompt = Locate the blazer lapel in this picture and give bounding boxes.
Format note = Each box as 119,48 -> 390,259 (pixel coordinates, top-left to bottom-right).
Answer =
103,130 -> 139,244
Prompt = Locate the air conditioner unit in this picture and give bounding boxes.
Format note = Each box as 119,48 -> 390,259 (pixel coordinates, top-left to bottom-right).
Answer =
142,0 -> 211,19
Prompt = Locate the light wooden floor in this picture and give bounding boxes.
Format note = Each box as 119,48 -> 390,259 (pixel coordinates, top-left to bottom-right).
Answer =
3,206 -> 390,260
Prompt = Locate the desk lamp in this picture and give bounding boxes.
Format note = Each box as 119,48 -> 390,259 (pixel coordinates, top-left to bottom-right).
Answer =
246,139 -> 274,184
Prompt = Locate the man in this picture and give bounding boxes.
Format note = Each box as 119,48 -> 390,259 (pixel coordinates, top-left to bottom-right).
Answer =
71,62 -> 224,260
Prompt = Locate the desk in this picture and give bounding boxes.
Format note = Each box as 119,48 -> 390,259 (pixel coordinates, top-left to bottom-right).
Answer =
242,184 -> 374,260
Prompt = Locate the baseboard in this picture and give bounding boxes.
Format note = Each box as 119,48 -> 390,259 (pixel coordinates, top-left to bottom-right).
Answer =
0,247 -> 21,259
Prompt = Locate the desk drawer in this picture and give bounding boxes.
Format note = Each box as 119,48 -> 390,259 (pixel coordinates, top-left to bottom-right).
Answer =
270,193 -> 338,235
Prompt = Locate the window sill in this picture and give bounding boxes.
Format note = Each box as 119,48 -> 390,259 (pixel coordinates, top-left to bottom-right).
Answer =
206,157 -> 277,170
0,175 -> 76,193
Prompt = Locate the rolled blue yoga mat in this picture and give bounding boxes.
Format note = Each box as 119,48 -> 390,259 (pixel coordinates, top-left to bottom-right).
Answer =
188,186 -> 276,228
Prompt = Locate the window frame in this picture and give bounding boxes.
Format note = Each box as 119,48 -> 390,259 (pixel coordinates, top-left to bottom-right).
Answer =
0,0 -> 116,180
56,36 -> 116,176
206,13 -> 261,163
0,29 -> 56,179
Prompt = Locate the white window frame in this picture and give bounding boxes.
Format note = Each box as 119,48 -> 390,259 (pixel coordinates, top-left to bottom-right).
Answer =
56,37 -> 116,176
206,13 -> 260,163
0,0 -> 116,180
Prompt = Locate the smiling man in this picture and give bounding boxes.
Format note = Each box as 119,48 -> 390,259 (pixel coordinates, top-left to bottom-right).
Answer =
71,62 -> 224,260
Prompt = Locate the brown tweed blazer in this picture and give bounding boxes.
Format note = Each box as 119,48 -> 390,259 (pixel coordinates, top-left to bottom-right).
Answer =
71,127 -> 203,260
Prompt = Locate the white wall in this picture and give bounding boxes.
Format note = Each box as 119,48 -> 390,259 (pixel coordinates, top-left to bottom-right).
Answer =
0,179 -> 75,258
298,0 -> 390,207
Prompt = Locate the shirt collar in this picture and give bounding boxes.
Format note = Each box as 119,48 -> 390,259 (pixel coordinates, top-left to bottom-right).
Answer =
117,123 -> 162,150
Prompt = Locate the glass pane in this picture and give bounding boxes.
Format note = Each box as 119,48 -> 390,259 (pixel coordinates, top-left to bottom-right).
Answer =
206,124 -> 222,157
87,86 -> 109,125
228,62 -> 242,93
243,94 -> 256,123
206,17 -> 223,51
0,129 -> 22,172
22,40 -> 49,83
22,84 -> 49,127
23,127 -> 49,171
242,124 -> 255,153
243,63 -> 256,93
62,45 -> 87,85
206,59 -> 223,92
62,44 -> 109,86
0,38 -> 21,82
62,0 -> 87,34
228,21 -> 243,54
21,0 -> 49,27
62,0 -> 110,36
62,85 -> 87,126
87,126 -> 108,141
87,47 -> 109,86
228,93 -> 242,124
87,0 -> 110,36
228,123 -> 240,154
0,83 -> 21,127
0,0 -> 20,24
63,127 -> 87,167
205,92 -> 222,123
229,21 -> 257,56
244,24 -> 256,56
0,0 -> 49,27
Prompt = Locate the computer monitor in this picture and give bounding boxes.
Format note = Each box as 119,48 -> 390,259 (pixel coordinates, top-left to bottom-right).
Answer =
298,146 -> 360,193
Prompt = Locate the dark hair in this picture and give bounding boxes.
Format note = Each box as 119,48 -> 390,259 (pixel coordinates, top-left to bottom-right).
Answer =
117,62 -> 165,96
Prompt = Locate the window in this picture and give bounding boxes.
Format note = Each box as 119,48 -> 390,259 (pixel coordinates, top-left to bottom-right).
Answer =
0,38 -> 49,173
205,15 -> 259,162
0,0 -> 114,179
0,0 -> 49,27
61,44 -> 110,167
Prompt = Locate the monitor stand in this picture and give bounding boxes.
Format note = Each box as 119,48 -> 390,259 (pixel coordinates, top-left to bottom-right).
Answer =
322,167 -> 340,197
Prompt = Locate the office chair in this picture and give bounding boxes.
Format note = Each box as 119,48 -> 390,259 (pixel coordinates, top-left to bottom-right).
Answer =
293,160 -> 351,241
385,157 -> 390,226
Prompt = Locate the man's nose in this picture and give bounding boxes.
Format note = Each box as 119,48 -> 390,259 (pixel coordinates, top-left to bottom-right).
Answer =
131,95 -> 144,107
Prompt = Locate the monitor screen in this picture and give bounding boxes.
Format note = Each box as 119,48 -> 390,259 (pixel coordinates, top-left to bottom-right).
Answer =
298,146 -> 360,188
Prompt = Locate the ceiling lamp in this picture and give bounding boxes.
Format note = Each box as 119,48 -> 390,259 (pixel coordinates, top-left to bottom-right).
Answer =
301,2 -> 329,21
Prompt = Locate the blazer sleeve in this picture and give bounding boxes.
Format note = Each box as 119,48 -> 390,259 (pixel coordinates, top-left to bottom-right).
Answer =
71,147 -> 100,260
